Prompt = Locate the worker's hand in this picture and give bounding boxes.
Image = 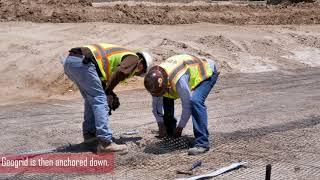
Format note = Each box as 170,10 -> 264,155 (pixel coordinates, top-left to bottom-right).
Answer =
107,91 -> 120,115
174,127 -> 183,138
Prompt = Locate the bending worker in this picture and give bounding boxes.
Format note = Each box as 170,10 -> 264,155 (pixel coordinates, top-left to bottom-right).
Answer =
63,43 -> 152,153
144,54 -> 218,155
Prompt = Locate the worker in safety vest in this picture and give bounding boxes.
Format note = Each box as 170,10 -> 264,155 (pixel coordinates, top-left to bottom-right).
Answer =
62,43 -> 153,153
144,54 -> 218,155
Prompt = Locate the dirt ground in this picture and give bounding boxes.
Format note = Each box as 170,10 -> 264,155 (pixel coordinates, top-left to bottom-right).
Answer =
1,0 -> 320,24
0,68 -> 319,179
0,0 -> 320,179
1,22 -> 320,104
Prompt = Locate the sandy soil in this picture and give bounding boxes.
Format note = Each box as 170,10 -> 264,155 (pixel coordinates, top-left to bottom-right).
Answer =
0,21 -> 319,179
0,22 -> 320,104
0,68 -> 319,179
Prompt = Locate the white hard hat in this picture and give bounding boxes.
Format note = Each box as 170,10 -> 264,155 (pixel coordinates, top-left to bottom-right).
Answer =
137,51 -> 153,77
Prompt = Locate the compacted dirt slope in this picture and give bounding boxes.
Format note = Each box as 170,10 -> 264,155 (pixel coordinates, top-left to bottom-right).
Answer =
0,0 -> 320,179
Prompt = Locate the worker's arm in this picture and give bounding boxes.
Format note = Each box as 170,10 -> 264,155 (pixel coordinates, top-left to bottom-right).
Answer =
176,73 -> 192,128
105,55 -> 139,94
81,47 -> 108,89
152,96 -> 164,123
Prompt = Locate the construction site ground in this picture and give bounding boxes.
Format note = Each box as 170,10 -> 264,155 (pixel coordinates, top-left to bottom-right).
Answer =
0,0 -> 320,179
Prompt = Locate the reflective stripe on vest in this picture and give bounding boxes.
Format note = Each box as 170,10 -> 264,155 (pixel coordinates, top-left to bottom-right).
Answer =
84,43 -> 138,81
160,54 -> 213,99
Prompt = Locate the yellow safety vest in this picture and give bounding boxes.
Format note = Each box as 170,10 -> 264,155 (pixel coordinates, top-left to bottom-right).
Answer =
160,54 -> 213,99
84,43 -> 138,81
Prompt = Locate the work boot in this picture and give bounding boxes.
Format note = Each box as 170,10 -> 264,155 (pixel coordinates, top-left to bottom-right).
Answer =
157,123 -> 167,138
97,141 -> 128,154
83,132 -> 96,142
83,132 -> 98,146
187,146 -> 209,155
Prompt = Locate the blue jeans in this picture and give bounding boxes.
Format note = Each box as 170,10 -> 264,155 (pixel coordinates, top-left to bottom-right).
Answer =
63,55 -> 112,143
191,67 -> 218,148
163,97 -> 177,136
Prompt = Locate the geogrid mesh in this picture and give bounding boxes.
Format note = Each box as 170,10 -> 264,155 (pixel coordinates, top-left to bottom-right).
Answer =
143,137 -> 193,155
1,76 -> 320,180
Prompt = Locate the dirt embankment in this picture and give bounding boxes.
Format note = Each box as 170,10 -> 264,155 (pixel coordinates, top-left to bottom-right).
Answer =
0,0 -> 320,103
0,0 -> 320,24
0,22 -> 319,104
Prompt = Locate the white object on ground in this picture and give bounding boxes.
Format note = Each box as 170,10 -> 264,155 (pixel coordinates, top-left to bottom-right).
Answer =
122,129 -> 139,135
60,55 -> 66,65
176,161 -> 247,180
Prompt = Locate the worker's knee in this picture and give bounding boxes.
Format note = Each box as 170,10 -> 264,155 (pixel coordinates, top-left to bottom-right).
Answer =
191,95 -> 203,107
88,95 -> 107,107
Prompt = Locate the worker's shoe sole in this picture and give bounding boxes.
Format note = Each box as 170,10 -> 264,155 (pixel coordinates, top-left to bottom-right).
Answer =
187,147 -> 209,155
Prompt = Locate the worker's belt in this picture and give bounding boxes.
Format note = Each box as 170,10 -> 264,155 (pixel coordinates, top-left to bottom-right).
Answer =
68,51 -> 83,59
68,48 -> 103,78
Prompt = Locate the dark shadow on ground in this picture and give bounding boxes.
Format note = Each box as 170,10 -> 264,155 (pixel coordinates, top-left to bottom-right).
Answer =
113,136 -> 143,145
55,136 -> 143,153
55,140 -> 98,153
144,136 -> 194,154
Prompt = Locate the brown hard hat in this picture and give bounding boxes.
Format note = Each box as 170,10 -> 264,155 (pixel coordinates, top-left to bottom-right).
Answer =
144,66 -> 168,97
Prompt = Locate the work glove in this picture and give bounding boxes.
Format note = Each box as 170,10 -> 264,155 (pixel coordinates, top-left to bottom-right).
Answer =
106,91 -> 120,115
174,127 -> 183,138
